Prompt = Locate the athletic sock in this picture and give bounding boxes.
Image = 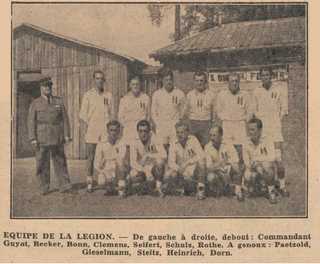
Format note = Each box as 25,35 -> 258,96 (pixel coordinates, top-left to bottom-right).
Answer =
268,185 -> 275,194
235,185 -> 242,195
156,180 -> 162,188
279,179 -> 286,190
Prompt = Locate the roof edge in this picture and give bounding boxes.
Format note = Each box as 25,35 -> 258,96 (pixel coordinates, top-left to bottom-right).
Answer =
150,16 -> 306,60
14,23 -> 145,65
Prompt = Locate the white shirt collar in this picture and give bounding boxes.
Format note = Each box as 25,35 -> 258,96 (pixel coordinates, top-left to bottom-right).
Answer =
41,94 -> 52,101
162,87 -> 175,94
194,88 -> 208,95
175,135 -> 192,146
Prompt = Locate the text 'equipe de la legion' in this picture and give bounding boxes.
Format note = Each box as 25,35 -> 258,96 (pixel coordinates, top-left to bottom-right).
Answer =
1,232 -> 312,257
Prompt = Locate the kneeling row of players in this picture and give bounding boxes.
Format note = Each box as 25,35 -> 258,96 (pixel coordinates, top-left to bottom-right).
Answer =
91,118 -> 289,205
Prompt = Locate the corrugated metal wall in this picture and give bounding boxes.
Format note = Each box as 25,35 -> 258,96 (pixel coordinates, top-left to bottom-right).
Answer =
13,29 -> 128,159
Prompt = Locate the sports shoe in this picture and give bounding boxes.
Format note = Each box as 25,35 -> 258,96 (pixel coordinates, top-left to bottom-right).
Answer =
155,188 -> 165,198
268,191 -> 278,204
196,190 -> 206,200
118,190 -> 126,199
176,188 -> 185,196
236,191 -> 244,202
87,184 -> 93,193
40,189 -> 50,196
279,188 -> 290,198
104,185 -> 113,196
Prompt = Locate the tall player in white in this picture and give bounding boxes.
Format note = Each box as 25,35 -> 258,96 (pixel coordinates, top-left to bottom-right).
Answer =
253,68 -> 289,197
151,68 -> 186,150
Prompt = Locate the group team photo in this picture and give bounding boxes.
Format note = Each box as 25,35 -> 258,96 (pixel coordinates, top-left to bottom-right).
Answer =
11,3 -> 306,217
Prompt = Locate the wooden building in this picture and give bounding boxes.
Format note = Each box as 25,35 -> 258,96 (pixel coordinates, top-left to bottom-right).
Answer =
150,16 -> 306,164
13,23 -> 145,159
142,65 -> 162,96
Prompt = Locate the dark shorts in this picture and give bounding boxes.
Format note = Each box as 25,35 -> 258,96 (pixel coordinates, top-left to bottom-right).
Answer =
189,119 -> 211,147
86,143 -> 97,176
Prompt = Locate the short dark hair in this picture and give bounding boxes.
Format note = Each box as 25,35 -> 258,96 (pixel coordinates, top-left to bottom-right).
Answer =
107,120 -> 121,130
160,68 -> 174,80
93,70 -> 105,80
137,119 -> 151,131
228,72 -> 240,81
193,71 -> 208,82
259,67 -> 273,75
248,117 -> 263,130
39,76 -> 53,87
211,125 -> 223,136
129,75 -> 142,84
175,120 -> 190,131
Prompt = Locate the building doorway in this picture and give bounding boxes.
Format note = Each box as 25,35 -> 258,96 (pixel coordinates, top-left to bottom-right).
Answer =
16,73 -> 42,158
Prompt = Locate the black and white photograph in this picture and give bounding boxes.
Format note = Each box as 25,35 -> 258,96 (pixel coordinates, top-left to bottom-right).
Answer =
11,2 -> 307,218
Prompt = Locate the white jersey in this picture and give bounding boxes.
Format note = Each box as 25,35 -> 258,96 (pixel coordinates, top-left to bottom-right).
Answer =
168,135 -> 205,172
216,89 -> 253,121
94,139 -> 126,183
151,87 -> 185,126
118,92 -> 150,144
151,87 -> 186,144
94,139 -> 126,170
186,89 -> 215,121
79,88 -> 113,143
216,89 -> 254,145
253,82 -> 288,142
130,133 -> 167,172
204,142 -> 239,170
243,136 -> 276,168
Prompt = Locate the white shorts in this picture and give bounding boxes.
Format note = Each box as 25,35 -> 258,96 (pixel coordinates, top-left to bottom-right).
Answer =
85,126 -> 107,143
165,164 -> 196,180
260,116 -> 284,142
122,124 -> 139,146
207,165 -> 232,183
222,120 -> 247,145
96,161 -> 117,185
130,164 -> 155,180
155,122 -> 176,145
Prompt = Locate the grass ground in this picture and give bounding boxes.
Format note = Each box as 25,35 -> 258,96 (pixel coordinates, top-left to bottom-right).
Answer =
12,141 -> 306,218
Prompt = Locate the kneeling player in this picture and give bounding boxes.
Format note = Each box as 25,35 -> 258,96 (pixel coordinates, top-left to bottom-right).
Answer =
166,120 -> 206,200
94,120 -> 128,198
129,120 -> 167,197
243,117 -> 278,204
204,125 -> 244,201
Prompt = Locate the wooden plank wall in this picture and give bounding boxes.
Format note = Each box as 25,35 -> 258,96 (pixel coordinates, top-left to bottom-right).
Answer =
12,71 -> 18,158
13,29 -> 129,159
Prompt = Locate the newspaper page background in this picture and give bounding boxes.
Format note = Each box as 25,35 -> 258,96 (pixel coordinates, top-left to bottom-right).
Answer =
0,0 -> 319,262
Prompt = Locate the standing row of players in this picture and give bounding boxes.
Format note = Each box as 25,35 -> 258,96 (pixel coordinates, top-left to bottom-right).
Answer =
79,68 -> 289,204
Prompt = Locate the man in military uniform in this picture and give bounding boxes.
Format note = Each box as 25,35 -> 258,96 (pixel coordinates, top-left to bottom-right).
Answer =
28,76 -> 72,195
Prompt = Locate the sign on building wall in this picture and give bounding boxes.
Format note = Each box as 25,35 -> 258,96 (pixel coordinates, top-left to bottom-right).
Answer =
208,66 -> 289,99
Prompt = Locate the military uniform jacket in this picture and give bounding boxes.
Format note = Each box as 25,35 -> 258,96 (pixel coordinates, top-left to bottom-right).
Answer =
28,96 -> 71,146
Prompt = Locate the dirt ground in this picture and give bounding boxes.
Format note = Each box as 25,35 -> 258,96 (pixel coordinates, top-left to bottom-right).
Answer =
11,142 -> 306,218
